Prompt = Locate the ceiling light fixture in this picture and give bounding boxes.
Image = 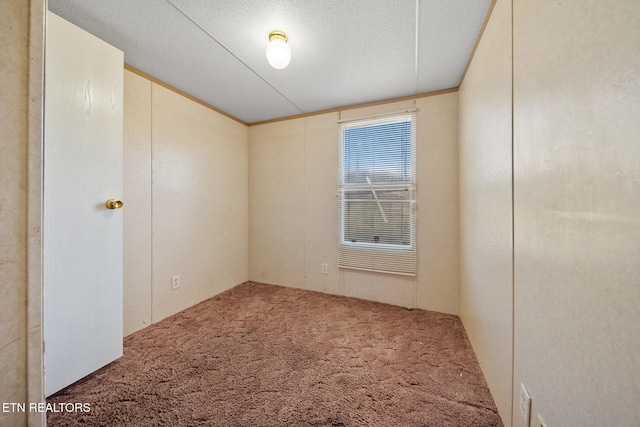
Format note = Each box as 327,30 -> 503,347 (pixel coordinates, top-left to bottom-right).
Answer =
266,30 -> 291,70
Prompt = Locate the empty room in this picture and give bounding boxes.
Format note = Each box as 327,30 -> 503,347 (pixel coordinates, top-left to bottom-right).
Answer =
1,0 -> 639,426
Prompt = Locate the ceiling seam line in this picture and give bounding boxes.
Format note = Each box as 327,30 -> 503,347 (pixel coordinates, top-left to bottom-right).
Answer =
164,0 -> 305,115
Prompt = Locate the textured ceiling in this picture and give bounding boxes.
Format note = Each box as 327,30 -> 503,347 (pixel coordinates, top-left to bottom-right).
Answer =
48,0 -> 492,124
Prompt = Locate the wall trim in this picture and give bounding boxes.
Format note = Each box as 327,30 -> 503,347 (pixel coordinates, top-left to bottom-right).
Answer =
459,0 -> 498,87
125,65 -> 458,128
249,88 -> 458,127
123,64 -> 249,127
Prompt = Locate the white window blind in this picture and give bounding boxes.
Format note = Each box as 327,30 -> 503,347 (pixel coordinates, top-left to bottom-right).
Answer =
338,112 -> 416,276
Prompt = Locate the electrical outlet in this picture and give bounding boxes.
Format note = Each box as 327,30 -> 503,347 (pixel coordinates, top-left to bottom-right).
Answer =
171,275 -> 180,290
536,414 -> 548,427
321,263 -> 328,275
519,383 -> 531,425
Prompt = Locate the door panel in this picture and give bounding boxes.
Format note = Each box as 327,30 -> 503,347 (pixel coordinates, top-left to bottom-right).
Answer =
44,12 -> 124,397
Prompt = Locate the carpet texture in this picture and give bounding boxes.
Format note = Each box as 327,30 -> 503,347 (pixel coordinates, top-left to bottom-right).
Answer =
48,282 -> 503,426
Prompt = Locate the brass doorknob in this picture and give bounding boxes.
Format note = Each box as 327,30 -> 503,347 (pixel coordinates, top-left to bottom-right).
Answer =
106,199 -> 123,209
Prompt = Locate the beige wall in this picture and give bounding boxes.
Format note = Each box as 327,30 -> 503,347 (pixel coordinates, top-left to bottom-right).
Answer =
2,1 -> 45,425
414,94 -> 460,314
460,0 -> 640,426
512,0 -> 640,426
123,71 -> 153,335
0,2 -> 30,426
123,70 -> 249,332
151,83 -> 249,321
458,0 -> 513,424
249,93 -> 459,314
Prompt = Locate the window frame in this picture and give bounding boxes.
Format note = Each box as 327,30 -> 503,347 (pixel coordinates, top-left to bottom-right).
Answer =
338,112 -> 417,253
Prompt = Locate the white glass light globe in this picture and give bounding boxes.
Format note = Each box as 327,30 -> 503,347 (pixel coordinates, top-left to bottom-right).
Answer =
266,38 -> 291,69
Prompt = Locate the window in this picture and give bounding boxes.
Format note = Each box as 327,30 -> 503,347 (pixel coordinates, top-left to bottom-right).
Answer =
338,112 -> 416,276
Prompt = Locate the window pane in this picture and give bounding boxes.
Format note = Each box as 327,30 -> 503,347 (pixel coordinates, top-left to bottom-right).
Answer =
343,120 -> 412,185
343,189 -> 412,246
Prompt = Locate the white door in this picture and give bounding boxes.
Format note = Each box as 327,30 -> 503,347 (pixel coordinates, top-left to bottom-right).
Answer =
44,12 -> 124,397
